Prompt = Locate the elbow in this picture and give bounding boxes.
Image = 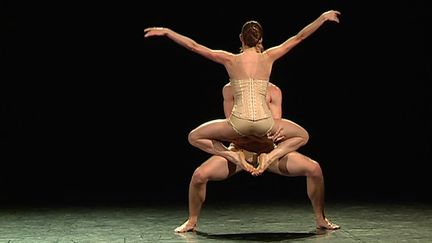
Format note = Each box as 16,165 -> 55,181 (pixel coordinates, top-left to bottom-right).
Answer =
187,42 -> 200,52
295,34 -> 306,42
301,129 -> 310,146
188,129 -> 199,147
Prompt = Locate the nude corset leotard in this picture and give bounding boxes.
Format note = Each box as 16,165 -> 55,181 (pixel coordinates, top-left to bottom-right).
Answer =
228,78 -> 274,137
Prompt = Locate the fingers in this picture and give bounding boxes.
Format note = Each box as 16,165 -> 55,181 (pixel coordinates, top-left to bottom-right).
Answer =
268,127 -> 284,143
330,10 -> 341,22
274,135 -> 286,143
328,10 -> 341,15
267,127 -> 281,139
327,10 -> 341,15
144,27 -> 163,31
143,27 -> 165,38
323,10 -> 341,23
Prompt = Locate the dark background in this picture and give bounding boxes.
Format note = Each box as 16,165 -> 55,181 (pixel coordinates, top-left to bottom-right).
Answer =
2,1 -> 431,205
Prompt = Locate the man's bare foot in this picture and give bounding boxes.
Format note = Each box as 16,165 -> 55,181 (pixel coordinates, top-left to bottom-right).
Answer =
174,220 -> 197,233
316,218 -> 340,230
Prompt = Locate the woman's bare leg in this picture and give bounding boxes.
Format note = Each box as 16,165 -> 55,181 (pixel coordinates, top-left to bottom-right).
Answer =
256,119 -> 309,174
188,119 -> 251,170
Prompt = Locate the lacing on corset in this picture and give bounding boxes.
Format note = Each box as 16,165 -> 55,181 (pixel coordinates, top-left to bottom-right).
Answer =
230,78 -> 271,121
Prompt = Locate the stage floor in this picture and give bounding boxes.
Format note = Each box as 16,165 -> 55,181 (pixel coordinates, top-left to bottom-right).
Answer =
1,199 -> 431,242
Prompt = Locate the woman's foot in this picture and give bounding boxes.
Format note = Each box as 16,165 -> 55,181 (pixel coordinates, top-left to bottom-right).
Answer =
213,141 -> 254,173
236,149 -> 256,173
252,153 -> 269,176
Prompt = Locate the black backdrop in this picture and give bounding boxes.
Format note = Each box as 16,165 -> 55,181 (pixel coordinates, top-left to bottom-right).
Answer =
2,1 -> 431,205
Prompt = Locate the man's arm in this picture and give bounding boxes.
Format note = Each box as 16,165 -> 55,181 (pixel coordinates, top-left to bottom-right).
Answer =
222,83 -> 234,118
267,83 -> 283,119
266,83 -> 286,143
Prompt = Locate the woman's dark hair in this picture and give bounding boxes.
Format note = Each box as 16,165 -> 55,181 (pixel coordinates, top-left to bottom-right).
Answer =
240,20 -> 264,52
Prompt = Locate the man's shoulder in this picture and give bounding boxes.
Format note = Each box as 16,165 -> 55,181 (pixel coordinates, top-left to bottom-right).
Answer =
268,83 -> 281,92
223,83 -> 232,91
222,83 -> 232,98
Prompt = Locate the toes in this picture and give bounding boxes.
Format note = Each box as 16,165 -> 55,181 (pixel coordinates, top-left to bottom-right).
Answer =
316,223 -> 340,230
174,222 -> 196,233
174,226 -> 195,233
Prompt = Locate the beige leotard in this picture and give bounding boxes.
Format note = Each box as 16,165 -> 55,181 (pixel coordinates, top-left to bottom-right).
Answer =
228,78 -> 274,136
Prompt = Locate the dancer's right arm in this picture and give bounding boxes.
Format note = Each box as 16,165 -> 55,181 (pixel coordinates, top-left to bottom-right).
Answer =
144,27 -> 233,65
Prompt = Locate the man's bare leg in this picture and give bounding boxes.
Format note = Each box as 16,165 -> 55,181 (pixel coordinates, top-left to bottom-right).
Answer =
306,164 -> 340,230
267,151 -> 340,230
175,155 -> 241,233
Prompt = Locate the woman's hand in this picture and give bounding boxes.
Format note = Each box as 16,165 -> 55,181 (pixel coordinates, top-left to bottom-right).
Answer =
322,10 -> 341,23
144,27 -> 169,38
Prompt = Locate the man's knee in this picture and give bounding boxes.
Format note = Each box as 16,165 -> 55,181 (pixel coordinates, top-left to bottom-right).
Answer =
191,167 -> 209,185
188,129 -> 198,146
301,129 -> 310,145
308,161 -> 323,178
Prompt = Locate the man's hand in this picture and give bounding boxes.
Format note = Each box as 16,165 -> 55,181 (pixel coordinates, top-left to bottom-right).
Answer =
267,126 -> 286,143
